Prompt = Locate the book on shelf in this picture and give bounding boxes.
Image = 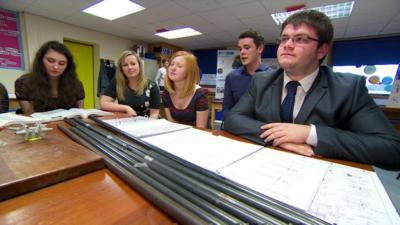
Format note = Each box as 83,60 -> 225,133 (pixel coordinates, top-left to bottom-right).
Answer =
30,108 -> 113,122
103,116 -> 191,138
0,112 -> 42,127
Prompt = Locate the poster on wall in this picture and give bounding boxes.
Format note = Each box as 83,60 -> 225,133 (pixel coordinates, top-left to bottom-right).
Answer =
0,8 -> 24,70
215,50 -> 239,100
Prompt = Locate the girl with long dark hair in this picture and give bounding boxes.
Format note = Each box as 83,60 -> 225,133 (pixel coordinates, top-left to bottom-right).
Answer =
15,41 -> 84,114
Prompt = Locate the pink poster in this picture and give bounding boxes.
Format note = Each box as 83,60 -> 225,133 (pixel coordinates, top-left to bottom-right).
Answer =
0,8 -> 24,70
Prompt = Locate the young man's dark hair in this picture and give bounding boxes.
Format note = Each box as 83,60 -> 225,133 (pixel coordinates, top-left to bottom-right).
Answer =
239,30 -> 265,47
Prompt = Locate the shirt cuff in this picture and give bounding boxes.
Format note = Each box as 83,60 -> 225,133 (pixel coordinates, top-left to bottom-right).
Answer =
306,124 -> 318,147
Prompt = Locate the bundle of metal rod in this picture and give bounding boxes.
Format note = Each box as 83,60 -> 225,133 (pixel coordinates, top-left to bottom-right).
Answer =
87,115 -> 331,225
58,124 -> 209,225
65,117 -> 285,224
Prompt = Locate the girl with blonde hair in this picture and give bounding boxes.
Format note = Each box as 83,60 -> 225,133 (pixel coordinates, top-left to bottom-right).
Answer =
100,50 -> 160,118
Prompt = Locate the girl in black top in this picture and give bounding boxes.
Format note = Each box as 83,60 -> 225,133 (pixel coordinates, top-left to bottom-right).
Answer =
15,41 -> 84,114
100,51 -> 160,118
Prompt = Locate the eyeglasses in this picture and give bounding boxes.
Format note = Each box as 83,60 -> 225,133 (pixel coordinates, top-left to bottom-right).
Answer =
277,35 -> 320,45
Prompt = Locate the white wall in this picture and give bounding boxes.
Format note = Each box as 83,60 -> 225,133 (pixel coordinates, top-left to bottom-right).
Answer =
0,12 -> 136,96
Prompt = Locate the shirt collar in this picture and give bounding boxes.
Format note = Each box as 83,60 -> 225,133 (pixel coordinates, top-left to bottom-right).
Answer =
257,63 -> 270,72
241,63 -> 271,75
283,68 -> 319,92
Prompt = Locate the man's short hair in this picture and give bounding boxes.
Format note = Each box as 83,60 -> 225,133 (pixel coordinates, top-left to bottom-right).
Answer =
281,10 -> 334,45
239,30 -> 265,47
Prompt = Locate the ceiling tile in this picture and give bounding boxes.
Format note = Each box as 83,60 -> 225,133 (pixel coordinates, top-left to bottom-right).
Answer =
241,15 -> 276,27
173,0 -> 223,13
344,23 -> 386,38
226,1 -> 268,19
198,8 -> 238,22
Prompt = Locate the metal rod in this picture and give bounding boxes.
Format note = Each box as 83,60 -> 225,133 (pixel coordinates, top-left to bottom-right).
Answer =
87,116 -> 330,225
69,121 -> 259,224
73,119 -> 286,223
61,123 -> 223,225
68,123 -> 239,224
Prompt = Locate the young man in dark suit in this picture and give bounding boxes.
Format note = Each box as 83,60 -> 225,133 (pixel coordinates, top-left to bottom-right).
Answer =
222,30 -> 273,118
225,10 -> 400,168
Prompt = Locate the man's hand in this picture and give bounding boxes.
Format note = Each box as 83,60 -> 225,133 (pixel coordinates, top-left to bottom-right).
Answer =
279,142 -> 315,157
260,123 -> 311,146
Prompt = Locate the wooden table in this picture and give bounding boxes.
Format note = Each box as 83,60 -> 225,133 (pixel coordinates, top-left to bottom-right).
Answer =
0,122 -> 104,201
0,120 -> 177,224
0,169 -> 176,225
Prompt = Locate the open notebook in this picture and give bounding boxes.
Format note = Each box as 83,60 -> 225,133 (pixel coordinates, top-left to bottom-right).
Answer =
142,128 -> 400,225
30,108 -> 113,122
0,112 -> 42,127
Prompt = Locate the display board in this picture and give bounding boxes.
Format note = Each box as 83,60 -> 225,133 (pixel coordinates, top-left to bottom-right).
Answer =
0,8 -> 24,70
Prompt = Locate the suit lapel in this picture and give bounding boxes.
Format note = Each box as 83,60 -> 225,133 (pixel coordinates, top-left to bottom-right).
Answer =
271,72 -> 284,122
295,70 -> 328,124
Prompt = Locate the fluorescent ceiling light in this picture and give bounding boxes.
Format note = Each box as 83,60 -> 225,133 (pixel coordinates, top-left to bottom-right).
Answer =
83,0 -> 145,20
271,1 -> 355,25
155,28 -> 202,39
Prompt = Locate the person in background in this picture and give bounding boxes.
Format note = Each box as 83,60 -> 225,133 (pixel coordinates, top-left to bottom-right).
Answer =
0,82 -> 9,113
100,50 -> 160,118
225,10 -> 400,168
223,29 -> 273,118
154,58 -> 168,91
162,51 -> 209,128
97,59 -> 116,96
15,41 -> 84,115
231,55 -> 243,69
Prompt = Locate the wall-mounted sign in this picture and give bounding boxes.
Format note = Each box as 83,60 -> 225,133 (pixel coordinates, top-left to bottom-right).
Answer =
0,8 -> 24,70
215,50 -> 239,100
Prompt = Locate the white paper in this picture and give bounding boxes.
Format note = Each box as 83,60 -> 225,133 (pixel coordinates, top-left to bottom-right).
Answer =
307,164 -> 400,225
142,128 -> 263,172
217,148 -> 329,210
218,148 -> 400,225
387,80 -> 400,108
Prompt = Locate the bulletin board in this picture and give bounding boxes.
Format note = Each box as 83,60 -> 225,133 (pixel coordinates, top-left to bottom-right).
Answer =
0,8 -> 24,70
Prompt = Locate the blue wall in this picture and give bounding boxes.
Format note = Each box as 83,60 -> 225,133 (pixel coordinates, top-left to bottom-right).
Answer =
262,44 -> 278,58
193,49 -> 218,74
332,36 -> 400,65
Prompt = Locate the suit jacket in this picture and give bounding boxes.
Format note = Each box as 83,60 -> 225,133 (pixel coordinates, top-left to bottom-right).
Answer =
225,65 -> 400,168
